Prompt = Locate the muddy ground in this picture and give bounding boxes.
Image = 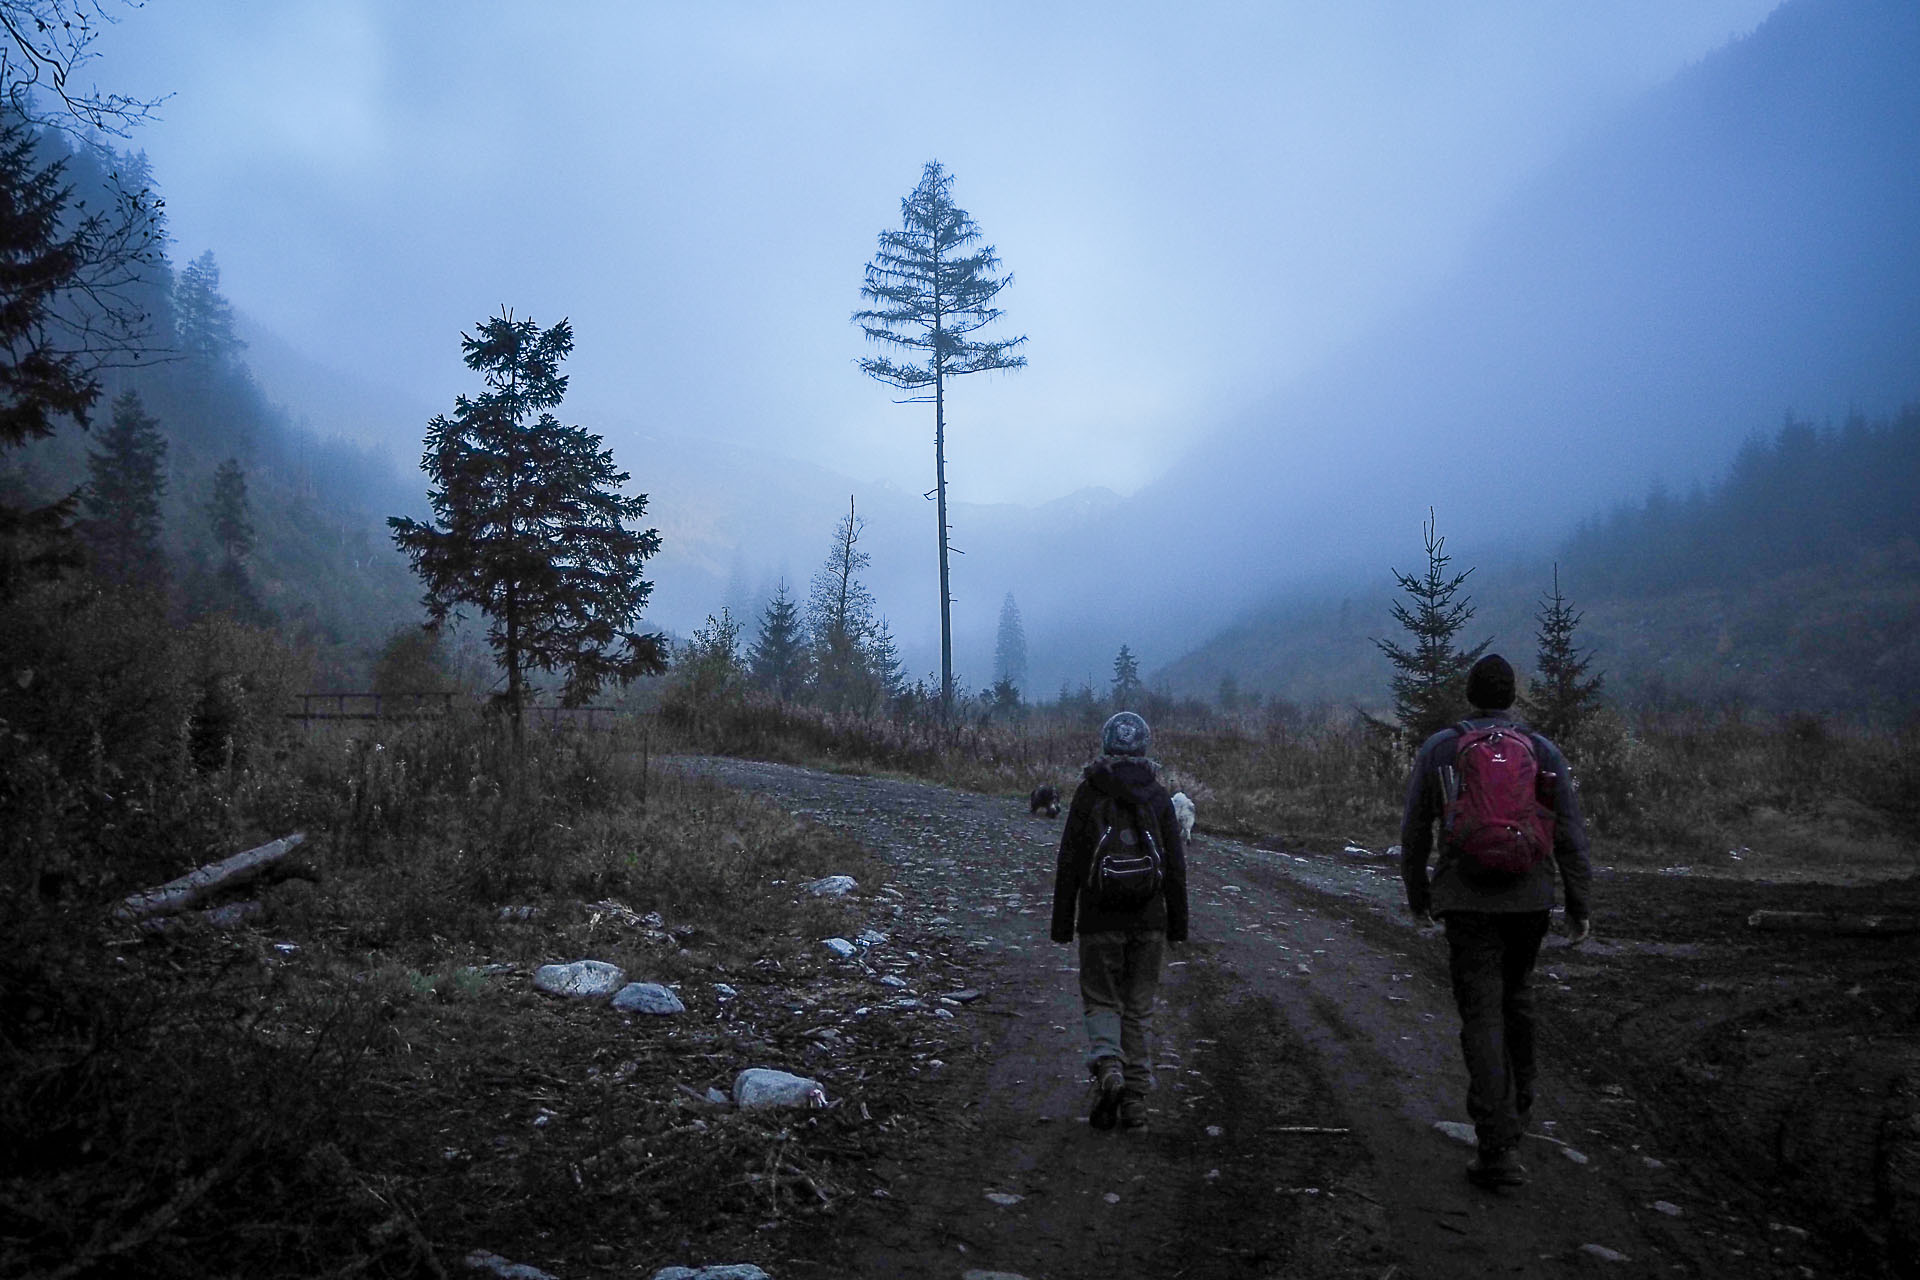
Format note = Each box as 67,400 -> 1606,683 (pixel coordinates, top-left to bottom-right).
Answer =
642,756 -> 1920,1280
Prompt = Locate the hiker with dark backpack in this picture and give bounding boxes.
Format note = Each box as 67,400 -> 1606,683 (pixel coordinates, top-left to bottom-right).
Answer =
1051,711 -> 1189,1131
1400,654 -> 1593,1188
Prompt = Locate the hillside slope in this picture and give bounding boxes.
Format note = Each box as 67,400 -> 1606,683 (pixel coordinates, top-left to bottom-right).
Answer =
981,0 -> 1920,687
1160,408 -> 1920,720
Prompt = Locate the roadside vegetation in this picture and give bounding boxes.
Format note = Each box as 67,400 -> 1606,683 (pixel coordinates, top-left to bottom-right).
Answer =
655,689 -> 1920,878
2,699 -> 897,1278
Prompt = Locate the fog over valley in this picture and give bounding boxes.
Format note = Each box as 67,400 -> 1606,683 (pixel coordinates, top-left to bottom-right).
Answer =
58,0 -> 1920,703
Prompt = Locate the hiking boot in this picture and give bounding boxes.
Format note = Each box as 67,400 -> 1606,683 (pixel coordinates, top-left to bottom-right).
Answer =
1089,1058 -> 1124,1130
1466,1146 -> 1528,1188
1119,1094 -> 1149,1131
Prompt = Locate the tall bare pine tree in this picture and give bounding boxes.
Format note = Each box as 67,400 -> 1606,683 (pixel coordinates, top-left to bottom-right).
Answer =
855,160 -> 1026,718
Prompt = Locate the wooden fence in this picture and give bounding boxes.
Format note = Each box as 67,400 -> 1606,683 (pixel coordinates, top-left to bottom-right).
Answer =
288,693 -> 614,730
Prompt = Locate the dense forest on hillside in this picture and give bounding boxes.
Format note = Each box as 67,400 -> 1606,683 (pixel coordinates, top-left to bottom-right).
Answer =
1564,406 -> 1920,595
0,115 -> 424,685
1160,404 -> 1920,722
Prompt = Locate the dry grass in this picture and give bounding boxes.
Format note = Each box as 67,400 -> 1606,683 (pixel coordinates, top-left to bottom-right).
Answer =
659,694 -> 1920,878
0,711 -> 894,1279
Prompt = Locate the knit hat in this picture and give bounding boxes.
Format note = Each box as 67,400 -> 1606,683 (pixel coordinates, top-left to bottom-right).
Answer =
1100,711 -> 1151,757
1466,654 -> 1516,711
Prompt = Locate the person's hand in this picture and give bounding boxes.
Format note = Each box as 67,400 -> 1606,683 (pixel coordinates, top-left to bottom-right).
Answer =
1565,915 -> 1591,946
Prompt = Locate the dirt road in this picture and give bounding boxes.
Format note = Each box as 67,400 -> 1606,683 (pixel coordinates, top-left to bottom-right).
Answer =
670,755 -> 1850,1279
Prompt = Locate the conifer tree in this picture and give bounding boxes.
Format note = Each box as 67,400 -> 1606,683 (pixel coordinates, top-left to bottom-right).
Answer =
806,496 -> 881,712
1517,563 -> 1605,742
389,310 -> 666,736
173,250 -> 244,370
81,389 -> 166,585
1110,644 -> 1143,709
864,616 -> 905,712
0,121 -> 111,592
1217,672 -> 1241,712
205,458 -> 253,563
993,591 -> 1028,692
1373,508 -> 1489,744
855,160 -> 1026,718
200,456 -> 270,622
748,579 -> 809,701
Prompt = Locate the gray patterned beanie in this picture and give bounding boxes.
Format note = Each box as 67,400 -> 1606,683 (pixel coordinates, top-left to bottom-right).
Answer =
1100,711 -> 1151,757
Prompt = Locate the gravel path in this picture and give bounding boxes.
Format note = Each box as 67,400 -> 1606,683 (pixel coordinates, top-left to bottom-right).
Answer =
667,754 -> 1811,1279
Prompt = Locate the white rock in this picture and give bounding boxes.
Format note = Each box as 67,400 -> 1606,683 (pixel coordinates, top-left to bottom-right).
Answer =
612,982 -> 685,1015
732,1067 -> 826,1110
704,1087 -> 730,1106
532,960 -> 625,998
855,928 -> 888,947
498,905 -> 539,922
948,988 -> 982,1003
650,1267 -> 771,1280
933,1007 -> 955,1020
1433,1120 -> 1478,1146
465,1251 -> 559,1280
879,975 -> 908,988
1651,1200 -> 1683,1216
713,983 -> 738,999
1560,1146 -> 1591,1165
807,875 -> 858,897
1103,1192 -> 1121,1204
1581,1244 -> 1630,1263
985,1191 -> 1023,1206
821,938 -> 857,958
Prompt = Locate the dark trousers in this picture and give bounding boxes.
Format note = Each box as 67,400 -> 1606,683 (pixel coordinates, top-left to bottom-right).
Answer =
1078,929 -> 1166,1095
1443,909 -> 1550,1152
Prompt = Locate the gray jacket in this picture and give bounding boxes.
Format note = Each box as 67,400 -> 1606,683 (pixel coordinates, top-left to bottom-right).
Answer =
1399,713 -> 1593,919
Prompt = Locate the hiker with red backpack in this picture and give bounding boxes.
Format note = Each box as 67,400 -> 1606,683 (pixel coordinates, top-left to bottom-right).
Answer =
1051,711 -> 1190,1131
1400,654 -> 1593,1188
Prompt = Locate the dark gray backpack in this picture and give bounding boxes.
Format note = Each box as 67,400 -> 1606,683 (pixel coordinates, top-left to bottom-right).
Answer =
1086,793 -> 1164,909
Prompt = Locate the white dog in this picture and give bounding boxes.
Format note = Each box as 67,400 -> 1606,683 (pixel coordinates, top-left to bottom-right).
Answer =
1171,791 -> 1195,843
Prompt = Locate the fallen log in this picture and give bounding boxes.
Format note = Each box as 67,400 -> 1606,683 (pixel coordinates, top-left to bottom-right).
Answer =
114,833 -> 309,923
1746,908 -> 1920,937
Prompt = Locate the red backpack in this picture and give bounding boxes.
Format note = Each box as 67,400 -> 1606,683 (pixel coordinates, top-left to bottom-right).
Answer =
1442,723 -> 1557,876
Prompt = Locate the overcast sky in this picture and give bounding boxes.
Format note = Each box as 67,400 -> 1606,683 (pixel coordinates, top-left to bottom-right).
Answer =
95,1 -> 1781,507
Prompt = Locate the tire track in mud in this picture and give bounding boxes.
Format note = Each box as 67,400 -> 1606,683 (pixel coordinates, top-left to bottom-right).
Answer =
669,755 -> 1819,1279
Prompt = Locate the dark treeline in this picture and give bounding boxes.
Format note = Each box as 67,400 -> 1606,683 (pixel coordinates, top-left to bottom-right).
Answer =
0,108 -> 421,682
1562,405 -> 1920,595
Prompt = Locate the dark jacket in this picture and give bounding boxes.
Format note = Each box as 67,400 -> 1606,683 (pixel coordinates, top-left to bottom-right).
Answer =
1400,713 -> 1593,919
1051,756 -> 1190,943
